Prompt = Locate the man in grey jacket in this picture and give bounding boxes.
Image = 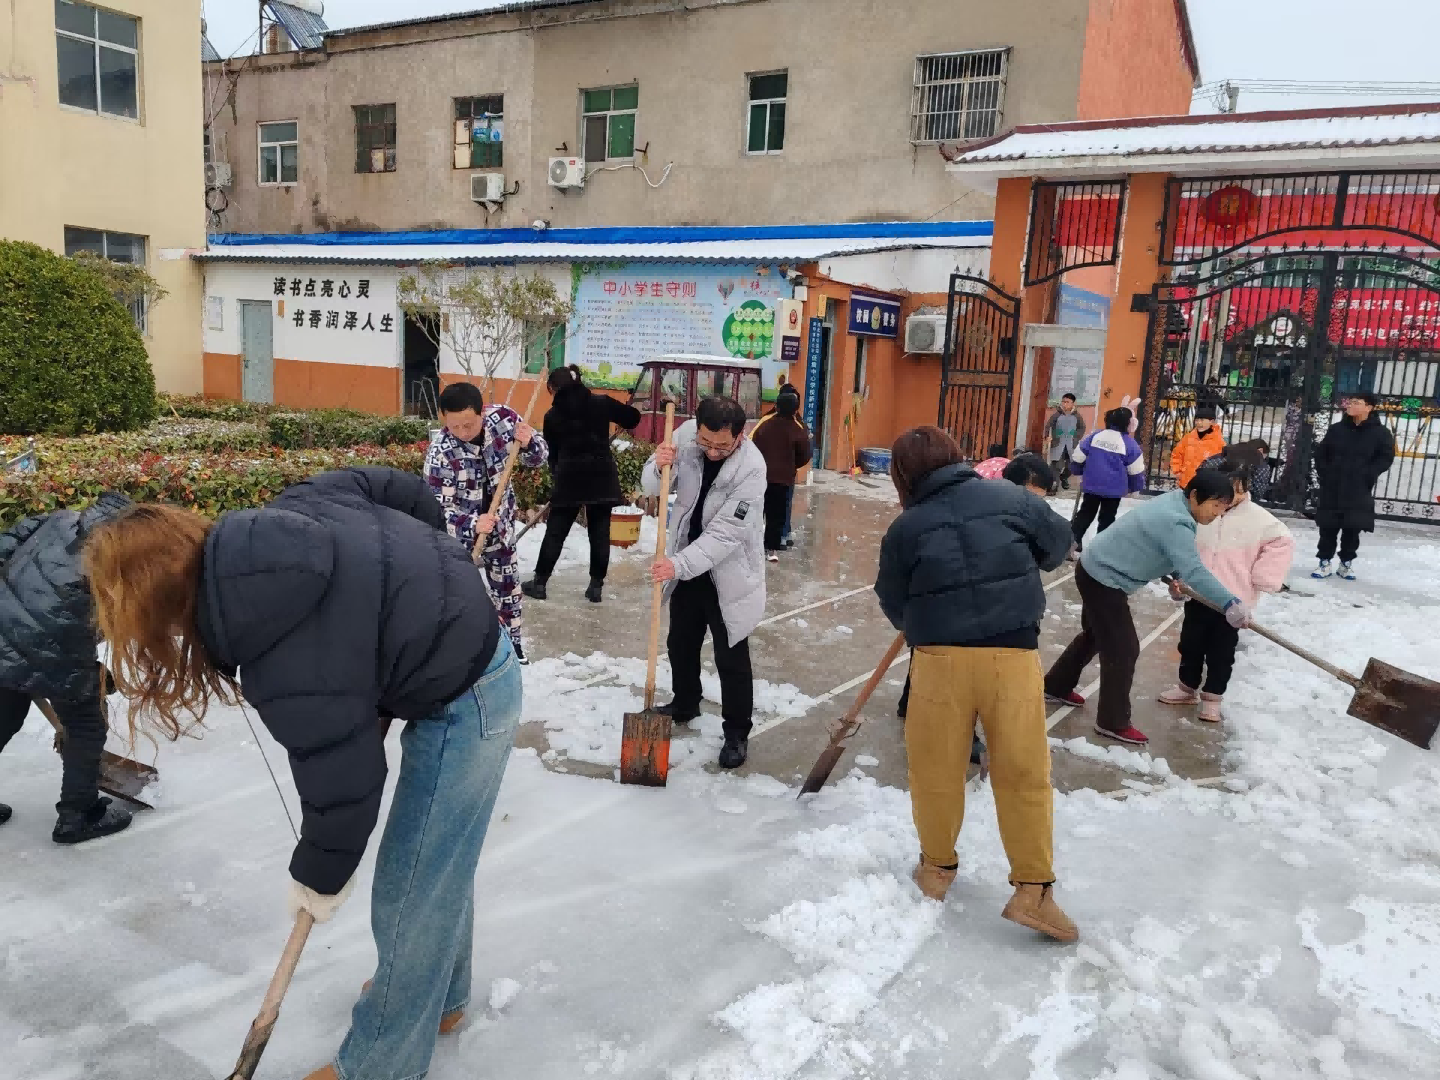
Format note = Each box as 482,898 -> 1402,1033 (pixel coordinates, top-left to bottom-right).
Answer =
643,396 -> 767,768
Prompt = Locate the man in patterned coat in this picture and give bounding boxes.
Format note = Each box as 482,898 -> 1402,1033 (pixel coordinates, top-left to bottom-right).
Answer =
424,381 -> 549,662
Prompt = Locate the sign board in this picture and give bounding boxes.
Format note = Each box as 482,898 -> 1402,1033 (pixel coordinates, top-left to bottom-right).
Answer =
568,261 -> 792,397
775,298 -> 803,364
848,292 -> 901,338
804,316 -> 824,438
1048,283 -> 1109,407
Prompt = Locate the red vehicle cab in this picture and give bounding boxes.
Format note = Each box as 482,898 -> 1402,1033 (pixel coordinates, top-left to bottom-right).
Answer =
626,354 -> 764,443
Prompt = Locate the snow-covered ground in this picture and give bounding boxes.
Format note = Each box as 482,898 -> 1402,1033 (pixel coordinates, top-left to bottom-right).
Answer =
3,521 -> 1440,1079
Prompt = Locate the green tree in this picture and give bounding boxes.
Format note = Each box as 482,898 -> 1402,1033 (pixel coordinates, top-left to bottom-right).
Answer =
0,240 -> 156,435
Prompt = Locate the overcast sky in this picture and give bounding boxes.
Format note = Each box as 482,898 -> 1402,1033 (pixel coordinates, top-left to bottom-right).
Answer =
203,0 -> 1440,114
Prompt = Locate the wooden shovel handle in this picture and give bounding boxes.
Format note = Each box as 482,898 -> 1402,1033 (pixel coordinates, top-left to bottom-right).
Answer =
1174,581 -> 1360,689
833,634 -> 907,742
256,911 -> 314,1026
643,403 -> 676,711
472,374 -> 548,563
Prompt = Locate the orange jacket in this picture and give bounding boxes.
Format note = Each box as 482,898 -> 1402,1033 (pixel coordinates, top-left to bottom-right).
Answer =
1170,425 -> 1226,487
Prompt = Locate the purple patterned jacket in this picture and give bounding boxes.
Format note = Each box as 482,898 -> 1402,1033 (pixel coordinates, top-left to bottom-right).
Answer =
423,405 -> 549,553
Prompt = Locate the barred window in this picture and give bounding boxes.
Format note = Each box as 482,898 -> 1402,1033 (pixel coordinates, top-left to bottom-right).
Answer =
910,49 -> 1007,144
355,103 -> 396,174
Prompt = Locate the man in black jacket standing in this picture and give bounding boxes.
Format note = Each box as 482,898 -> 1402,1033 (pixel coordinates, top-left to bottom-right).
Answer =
0,492 -> 134,843
1311,392 -> 1397,581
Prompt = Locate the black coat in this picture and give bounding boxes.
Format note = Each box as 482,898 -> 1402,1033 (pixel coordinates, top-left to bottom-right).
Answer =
542,384 -> 642,507
196,468 -> 501,894
875,465 -> 1072,647
0,492 -> 131,704
1314,414 -> 1397,532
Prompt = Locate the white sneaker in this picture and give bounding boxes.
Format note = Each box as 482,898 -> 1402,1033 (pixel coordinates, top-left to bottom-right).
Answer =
1311,560 -> 1333,579
1338,561 -> 1356,581
766,551 -> 780,563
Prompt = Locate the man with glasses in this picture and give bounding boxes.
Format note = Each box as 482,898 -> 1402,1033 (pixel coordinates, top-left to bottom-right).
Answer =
643,397 -> 767,768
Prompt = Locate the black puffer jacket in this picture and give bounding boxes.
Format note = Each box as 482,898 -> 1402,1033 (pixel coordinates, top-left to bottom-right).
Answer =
542,383 -> 642,507
196,468 -> 501,894
1314,413 -> 1397,532
875,465 -> 1071,647
0,492 -> 132,703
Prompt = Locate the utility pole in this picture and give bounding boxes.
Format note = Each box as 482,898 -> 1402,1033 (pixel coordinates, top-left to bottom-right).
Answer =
1223,82 -> 1240,114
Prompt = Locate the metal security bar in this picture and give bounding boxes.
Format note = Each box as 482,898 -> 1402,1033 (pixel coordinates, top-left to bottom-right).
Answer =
910,50 -> 1008,144
1024,180 -> 1127,287
1163,171 -> 1440,267
940,274 -> 1020,460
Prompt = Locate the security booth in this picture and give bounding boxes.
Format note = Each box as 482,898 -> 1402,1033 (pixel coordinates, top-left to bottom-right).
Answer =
945,101 -> 1440,524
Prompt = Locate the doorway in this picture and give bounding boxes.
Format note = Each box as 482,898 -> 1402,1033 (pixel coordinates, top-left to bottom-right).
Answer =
404,312 -> 441,418
239,300 -> 274,404
815,303 -> 841,468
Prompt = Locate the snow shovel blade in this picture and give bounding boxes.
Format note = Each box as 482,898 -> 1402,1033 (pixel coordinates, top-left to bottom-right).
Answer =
799,741 -> 848,796
619,708 -> 671,786
99,750 -> 157,809
1348,657 -> 1440,750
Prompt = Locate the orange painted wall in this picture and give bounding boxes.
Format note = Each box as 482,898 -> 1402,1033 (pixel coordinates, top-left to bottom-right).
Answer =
272,360 -> 401,415
1075,0 -> 1195,121
1099,171 -> 1169,412
203,353 -> 242,400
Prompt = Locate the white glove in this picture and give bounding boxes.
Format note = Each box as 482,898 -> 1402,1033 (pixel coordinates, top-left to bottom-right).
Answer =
1224,599 -> 1252,629
288,876 -> 355,924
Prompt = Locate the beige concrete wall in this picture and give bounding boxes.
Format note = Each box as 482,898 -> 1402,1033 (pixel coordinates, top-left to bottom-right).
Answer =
208,0 -> 1093,236
0,0 -> 207,393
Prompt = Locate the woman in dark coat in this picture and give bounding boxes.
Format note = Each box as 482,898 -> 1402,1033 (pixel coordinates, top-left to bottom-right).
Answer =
0,491 -> 133,843
523,364 -> 642,603
84,468 -> 522,1080
1310,392 -> 1397,580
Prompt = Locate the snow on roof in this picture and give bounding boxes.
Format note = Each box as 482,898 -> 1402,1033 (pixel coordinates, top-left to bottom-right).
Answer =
946,103 -> 1440,183
197,222 -> 992,264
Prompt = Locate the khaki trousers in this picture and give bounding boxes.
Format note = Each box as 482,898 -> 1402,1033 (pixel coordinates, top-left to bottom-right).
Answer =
904,646 -> 1055,885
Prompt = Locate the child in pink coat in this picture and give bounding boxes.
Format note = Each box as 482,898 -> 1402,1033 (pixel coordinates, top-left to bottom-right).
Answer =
1159,458 -> 1293,721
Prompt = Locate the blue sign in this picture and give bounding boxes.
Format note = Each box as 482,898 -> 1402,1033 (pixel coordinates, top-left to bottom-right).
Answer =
804,317 -> 824,450
848,292 -> 901,338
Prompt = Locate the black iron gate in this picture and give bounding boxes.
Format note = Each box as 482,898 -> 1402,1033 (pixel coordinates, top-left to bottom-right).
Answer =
1143,253 -> 1440,523
940,273 -> 1020,459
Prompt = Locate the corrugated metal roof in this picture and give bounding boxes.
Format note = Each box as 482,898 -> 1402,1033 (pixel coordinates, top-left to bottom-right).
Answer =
196,235 -> 991,266
267,1 -> 328,51
323,1 -> 596,40
201,32 -> 221,63
950,103 -> 1440,166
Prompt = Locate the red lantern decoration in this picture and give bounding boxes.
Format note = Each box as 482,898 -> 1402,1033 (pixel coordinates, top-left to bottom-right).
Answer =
1203,185 -> 1257,228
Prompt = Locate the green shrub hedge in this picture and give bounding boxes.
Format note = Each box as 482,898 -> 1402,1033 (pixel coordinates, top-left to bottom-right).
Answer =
267,410 -> 431,450
161,394 -> 281,423
0,240 -> 156,435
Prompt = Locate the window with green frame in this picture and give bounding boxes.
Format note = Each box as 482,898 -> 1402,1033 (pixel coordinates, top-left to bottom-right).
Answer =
582,85 -> 638,163
454,95 -> 503,169
523,322 -> 567,374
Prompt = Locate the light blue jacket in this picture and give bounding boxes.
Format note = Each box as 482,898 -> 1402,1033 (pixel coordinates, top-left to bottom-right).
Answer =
1080,490 -> 1237,610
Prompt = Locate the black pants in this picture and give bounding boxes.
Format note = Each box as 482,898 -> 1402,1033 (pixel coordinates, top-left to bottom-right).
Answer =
763,483 -> 791,552
1072,494 -> 1120,550
534,503 -> 612,582
0,685 -> 107,816
1177,600 -> 1239,695
1317,525 -> 1361,564
1044,563 -> 1139,734
667,574 -> 753,741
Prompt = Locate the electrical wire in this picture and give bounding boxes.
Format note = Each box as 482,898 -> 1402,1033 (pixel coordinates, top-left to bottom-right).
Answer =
587,161 -> 675,188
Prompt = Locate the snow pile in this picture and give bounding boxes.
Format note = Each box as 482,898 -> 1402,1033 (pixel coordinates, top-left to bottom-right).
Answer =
1051,735 -> 1173,778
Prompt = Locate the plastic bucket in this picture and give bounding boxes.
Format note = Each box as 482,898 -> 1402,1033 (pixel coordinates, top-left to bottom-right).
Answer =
857,447 -> 892,475
610,505 -> 644,548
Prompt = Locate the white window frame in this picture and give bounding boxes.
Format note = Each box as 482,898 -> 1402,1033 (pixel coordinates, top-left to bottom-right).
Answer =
257,120 -> 299,186
55,0 -> 141,122
581,85 -> 638,165
909,48 -> 1009,145
745,70 -> 787,156
63,225 -> 150,334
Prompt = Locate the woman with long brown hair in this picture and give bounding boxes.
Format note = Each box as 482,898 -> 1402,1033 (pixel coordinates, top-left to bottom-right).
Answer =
875,426 -> 1078,941
85,467 -> 522,1080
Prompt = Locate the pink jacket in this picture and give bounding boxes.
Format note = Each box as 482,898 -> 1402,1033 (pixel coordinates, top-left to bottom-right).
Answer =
1194,497 -> 1294,607
974,456 -> 1009,480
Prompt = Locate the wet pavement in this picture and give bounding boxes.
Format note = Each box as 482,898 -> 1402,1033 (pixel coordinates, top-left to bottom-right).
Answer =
522,474 -> 1231,795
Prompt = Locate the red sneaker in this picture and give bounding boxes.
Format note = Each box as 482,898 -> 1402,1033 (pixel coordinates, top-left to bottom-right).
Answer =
1046,690 -> 1086,707
1095,725 -> 1148,746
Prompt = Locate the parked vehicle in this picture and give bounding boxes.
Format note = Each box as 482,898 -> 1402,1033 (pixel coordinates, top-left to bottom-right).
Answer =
627,355 -> 764,443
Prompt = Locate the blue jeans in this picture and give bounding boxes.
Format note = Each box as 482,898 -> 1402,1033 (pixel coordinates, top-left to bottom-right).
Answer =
335,636 -> 522,1080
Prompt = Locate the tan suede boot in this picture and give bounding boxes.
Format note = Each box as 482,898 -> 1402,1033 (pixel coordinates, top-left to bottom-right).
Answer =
302,1067 -> 339,1080
1002,884 -> 1079,942
912,857 -> 958,902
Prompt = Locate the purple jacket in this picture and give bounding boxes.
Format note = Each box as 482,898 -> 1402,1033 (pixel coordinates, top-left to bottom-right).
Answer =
1071,428 -> 1145,499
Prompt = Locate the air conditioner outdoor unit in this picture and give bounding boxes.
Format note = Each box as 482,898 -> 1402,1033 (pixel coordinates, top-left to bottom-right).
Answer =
205,162 -> 233,189
548,156 -> 585,190
471,172 -> 507,203
904,313 -> 947,354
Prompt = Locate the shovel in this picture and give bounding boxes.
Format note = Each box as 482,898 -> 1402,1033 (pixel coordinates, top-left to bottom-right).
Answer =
224,911 -> 315,1080
472,373 -> 548,565
799,634 -> 907,796
1173,581 -> 1439,750
620,403 -> 676,787
37,697 -> 158,809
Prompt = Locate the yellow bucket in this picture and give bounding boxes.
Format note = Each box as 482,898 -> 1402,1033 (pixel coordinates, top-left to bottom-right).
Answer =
610,505 -> 644,549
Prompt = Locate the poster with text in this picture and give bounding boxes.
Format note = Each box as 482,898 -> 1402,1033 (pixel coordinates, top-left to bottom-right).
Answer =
568,262 -> 793,396
1048,282 -> 1110,408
